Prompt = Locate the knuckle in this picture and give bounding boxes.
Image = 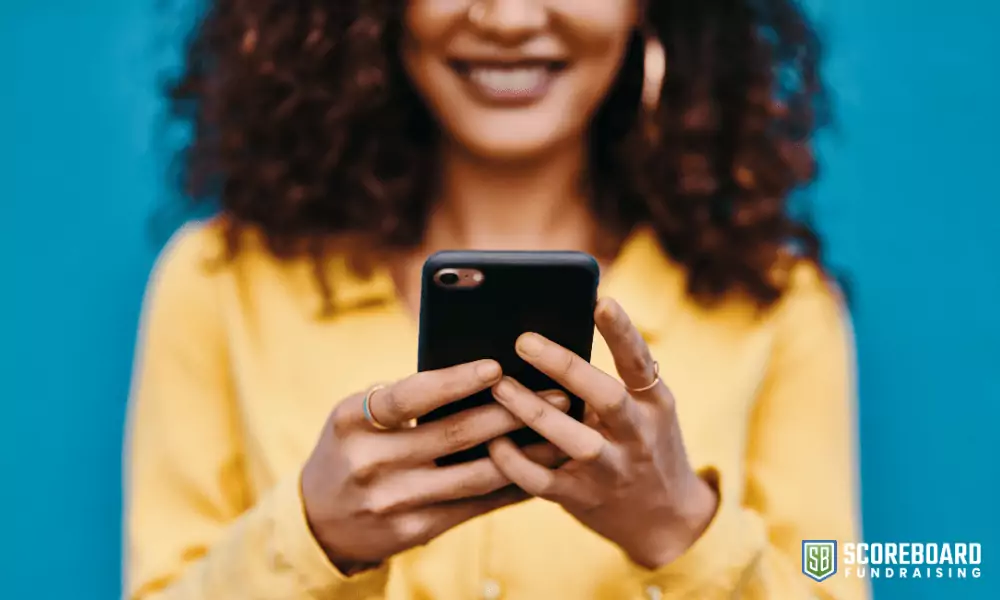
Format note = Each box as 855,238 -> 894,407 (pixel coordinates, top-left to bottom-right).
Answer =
443,419 -> 471,448
579,494 -> 603,512
615,462 -> 637,486
345,449 -> 384,483
578,448 -> 602,464
463,468 -> 504,496
578,440 -> 606,464
558,352 -> 578,379
606,388 -> 630,416
626,349 -> 652,376
394,514 -> 432,542
488,405 -> 520,430
330,403 -> 356,436
536,477 -> 559,500
364,491 -> 403,516
348,460 -> 377,483
380,387 -> 407,421
526,403 -> 549,427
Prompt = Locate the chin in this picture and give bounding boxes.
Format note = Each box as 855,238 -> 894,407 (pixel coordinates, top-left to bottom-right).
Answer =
463,140 -> 557,162
452,125 -> 570,163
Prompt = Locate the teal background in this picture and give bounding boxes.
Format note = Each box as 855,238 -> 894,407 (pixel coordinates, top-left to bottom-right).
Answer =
1,1 -> 997,597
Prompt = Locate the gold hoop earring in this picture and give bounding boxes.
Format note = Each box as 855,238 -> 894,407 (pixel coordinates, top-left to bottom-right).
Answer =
641,33 -> 666,143
468,1 -> 488,26
642,35 -> 666,111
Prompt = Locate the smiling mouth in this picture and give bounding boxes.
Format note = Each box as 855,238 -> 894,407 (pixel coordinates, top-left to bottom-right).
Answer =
448,60 -> 570,104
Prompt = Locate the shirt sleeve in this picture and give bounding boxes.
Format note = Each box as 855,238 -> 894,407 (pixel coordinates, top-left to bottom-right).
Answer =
625,267 -> 870,600
123,223 -> 390,600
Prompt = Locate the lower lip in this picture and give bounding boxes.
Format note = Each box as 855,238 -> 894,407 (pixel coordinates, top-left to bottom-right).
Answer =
453,67 -> 563,106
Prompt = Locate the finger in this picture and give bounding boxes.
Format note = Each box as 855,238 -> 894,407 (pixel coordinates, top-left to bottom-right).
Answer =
537,389 -> 572,412
488,437 -> 582,503
521,441 -> 571,467
368,360 -> 502,428
583,405 -> 601,430
383,390 -> 570,464
594,297 -> 663,399
369,444 -> 568,513
397,485 -> 531,545
514,333 -> 641,440
492,377 -> 622,471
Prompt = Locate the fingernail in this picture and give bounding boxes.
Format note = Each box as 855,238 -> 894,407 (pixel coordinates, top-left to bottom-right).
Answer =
516,333 -> 544,357
596,297 -> 618,321
476,361 -> 501,382
540,391 -> 566,403
493,376 -> 515,398
541,391 -> 569,410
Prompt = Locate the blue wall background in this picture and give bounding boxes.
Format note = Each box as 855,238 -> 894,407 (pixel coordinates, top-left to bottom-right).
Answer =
1,1 -> 997,597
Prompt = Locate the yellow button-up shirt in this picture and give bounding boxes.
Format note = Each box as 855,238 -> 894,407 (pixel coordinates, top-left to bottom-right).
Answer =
125,221 -> 868,600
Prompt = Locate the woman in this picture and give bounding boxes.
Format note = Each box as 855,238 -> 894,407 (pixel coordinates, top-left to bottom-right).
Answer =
126,0 -> 866,598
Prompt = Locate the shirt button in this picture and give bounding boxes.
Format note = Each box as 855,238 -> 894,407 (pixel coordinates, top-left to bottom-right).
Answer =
645,585 -> 663,600
482,579 -> 502,599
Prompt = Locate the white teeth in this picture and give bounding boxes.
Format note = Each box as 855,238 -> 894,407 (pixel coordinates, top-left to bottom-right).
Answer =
468,67 -> 548,93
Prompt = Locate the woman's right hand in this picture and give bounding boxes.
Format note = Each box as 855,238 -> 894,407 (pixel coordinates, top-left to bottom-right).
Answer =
301,359 -> 567,573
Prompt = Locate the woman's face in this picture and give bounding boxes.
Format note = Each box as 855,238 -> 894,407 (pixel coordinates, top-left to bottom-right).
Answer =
402,1 -> 638,161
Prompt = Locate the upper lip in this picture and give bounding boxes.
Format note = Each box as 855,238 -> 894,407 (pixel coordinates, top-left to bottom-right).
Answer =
447,57 -> 570,70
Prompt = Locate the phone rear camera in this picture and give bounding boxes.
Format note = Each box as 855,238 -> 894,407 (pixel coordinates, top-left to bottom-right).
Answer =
439,272 -> 460,285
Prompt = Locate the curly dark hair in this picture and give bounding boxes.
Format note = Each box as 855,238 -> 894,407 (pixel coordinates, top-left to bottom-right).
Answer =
168,0 -> 831,309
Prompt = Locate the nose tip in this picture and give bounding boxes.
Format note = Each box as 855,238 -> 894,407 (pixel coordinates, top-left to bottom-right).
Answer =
467,0 -> 548,40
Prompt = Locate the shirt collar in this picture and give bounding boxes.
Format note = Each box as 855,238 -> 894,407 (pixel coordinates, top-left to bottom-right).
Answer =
327,254 -> 398,312
329,226 -> 683,341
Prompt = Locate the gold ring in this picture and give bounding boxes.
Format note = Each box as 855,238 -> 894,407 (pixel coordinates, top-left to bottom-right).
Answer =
362,384 -> 392,430
626,361 -> 660,394
468,1 -> 487,25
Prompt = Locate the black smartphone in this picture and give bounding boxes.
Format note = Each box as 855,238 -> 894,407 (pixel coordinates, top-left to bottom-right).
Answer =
416,250 -> 600,466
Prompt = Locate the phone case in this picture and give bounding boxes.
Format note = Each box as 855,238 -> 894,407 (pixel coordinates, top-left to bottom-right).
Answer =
417,250 -> 600,466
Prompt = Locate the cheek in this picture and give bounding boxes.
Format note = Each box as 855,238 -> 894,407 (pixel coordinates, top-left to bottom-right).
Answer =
570,32 -> 633,109
561,0 -> 637,81
555,18 -> 635,128
400,0 -> 457,99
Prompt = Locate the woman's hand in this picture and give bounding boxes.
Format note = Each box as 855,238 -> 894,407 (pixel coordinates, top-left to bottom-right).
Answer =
301,360 -> 568,573
487,298 -> 720,570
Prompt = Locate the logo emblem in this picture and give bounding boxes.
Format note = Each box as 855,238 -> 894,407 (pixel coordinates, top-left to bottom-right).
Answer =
802,540 -> 838,582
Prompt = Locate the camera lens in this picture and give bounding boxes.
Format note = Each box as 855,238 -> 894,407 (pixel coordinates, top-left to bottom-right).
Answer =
439,272 -> 460,285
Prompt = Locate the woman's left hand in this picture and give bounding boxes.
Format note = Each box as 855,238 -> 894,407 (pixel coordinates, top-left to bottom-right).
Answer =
488,298 -> 720,570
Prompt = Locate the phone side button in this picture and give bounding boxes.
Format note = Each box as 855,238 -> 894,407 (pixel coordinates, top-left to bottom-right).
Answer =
481,579 -> 502,600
